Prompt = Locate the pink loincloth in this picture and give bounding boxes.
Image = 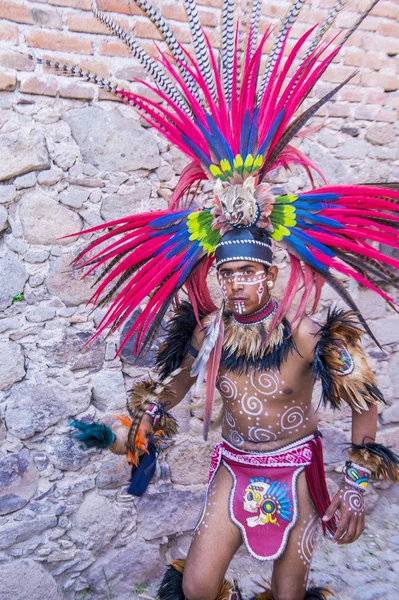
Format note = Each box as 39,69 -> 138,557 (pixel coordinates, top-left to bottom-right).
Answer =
206,433 -> 336,561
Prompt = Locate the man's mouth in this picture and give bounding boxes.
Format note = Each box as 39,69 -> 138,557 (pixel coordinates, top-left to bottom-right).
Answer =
232,297 -> 247,301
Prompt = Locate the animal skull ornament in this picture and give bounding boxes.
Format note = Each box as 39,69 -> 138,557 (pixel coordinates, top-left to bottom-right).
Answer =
214,176 -> 258,226
212,177 -> 276,236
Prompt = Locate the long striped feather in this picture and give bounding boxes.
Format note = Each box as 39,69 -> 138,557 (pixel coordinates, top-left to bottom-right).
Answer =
221,0 -> 235,105
183,0 -> 217,101
249,0 -> 262,59
258,0 -> 307,101
131,0 -> 201,103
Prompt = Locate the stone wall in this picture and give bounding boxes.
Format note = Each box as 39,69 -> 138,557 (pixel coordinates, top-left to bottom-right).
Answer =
0,1 -> 399,599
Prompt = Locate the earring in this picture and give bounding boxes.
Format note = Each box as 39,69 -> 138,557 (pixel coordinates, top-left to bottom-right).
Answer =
267,280 -> 274,289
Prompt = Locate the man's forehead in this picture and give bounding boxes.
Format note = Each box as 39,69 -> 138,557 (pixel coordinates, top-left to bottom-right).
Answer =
217,260 -> 265,271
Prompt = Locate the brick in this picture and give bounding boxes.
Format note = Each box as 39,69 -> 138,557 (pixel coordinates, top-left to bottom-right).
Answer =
162,3 -> 187,22
30,7 -> 63,29
0,1 -> 33,24
25,30 -> 93,55
366,91 -> 386,106
34,0 -> 91,9
354,105 -> 378,121
196,0 -> 223,7
40,56 -> 110,80
0,22 -> 19,44
198,9 -> 218,28
59,81 -> 95,101
362,34 -> 399,56
134,20 -> 164,41
261,2 -> 290,18
0,51 -> 35,72
339,87 -> 363,103
343,49 -> 363,68
322,66 -> 360,85
375,108 -> 397,123
67,13 -> 130,35
365,54 -> 383,71
371,1 -> 399,19
297,8 -> 325,24
98,88 -> 123,102
391,98 -> 399,110
361,72 -> 398,91
99,40 -> 131,57
328,104 -> 350,118
20,76 -> 58,97
96,0 -> 142,16
365,124 -> 396,146
0,70 -> 16,91
378,22 -> 399,38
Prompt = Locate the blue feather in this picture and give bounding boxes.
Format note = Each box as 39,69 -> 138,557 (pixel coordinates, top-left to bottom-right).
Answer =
293,227 -> 337,257
165,230 -> 192,258
240,109 -> 251,157
257,109 -> 285,155
194,118 -> 225,162
205,113 -> 235,164
150,211 -> 191,228
296,193 -> 338,202
295,210 -> 344,228
287,234 -> 329,272
177,245 -> 203,285
245,107 -> 259,157
181,134 -> 213,167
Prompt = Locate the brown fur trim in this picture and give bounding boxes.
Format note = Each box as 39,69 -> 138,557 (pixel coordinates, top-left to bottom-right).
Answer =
348,444 -> 399,482
313,309 -> 384,412
126,374 -> 180,462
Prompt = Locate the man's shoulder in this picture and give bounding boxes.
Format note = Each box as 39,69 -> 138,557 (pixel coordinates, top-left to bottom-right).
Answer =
286,311 -> 321,363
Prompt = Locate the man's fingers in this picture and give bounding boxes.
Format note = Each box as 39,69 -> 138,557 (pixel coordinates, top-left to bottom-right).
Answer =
332,517 -> 349,543
353,516 -> 366,543
323,495 -> 340,522
337,518 -> 357,544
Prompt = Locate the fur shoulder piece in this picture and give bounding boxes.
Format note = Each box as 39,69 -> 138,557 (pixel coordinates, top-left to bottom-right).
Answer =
156,301 -> 207,381
313,309 -> 385,412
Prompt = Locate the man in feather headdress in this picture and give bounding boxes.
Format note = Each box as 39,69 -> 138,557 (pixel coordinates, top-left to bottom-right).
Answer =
48,0 -> 399,598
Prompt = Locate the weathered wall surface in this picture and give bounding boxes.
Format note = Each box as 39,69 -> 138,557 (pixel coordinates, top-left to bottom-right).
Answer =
0,1 -> 398,598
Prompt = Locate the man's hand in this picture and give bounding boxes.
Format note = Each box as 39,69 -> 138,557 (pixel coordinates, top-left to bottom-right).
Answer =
322,485 -> 365,544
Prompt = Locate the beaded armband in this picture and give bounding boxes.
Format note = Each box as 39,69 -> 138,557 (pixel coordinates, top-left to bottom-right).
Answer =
343,461 -> 371,491
145,402 -> 161,426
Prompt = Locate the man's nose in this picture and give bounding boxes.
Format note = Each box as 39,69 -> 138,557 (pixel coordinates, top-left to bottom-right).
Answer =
230,275 -> 244,290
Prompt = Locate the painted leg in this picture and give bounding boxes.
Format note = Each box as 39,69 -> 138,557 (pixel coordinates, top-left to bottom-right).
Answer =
270,471 -> 326,600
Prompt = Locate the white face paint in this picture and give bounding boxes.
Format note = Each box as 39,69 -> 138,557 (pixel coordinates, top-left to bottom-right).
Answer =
217,269 -> 269,315
234,300 -> 246,314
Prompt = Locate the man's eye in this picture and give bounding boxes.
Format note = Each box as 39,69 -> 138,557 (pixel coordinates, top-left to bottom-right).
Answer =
246,270 -> 253,275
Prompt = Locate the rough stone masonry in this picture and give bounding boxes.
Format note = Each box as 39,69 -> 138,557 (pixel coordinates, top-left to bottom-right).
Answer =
0,1 -> 398,599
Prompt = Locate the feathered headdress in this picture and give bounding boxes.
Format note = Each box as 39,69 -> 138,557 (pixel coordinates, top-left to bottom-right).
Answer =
31,0 -> 399,357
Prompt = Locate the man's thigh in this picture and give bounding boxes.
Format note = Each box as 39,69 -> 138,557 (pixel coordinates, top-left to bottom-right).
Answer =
271,470 -> 319,600
183,464 -> 242,599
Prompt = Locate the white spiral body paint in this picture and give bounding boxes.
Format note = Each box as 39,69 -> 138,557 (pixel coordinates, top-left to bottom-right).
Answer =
225,410 -> 236,427
218,375 -> 238,400
230,430 -> 245,446
340,487 -> 365,517
250,370 -> 280,396
280,406 -> 305,430
299,514 -> 319,565
241,392 -> 264,416
248,427 -> 277,442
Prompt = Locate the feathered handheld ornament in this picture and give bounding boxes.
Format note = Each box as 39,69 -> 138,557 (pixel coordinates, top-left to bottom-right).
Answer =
31,0 -> 399,437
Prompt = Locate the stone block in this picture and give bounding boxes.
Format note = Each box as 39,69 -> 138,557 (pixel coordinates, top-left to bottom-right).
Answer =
168,439 -> 213,485
365,124 -> 396,146
46,251 -> 97,307
46,329 -> 105,371
59,186 -> 91,209
19,191 -> 82,245
0,452 -> 38,516
0,205 -> 8,232
0,130 -> 50,182
63,106 -> 160,172
37,168 -> 63,186
0,558 -> 62,599
137,489 -> 205,539
45,436 -> 90,471
381,402 -> 399,424
92,369 -> 126,411
319,425 -> 349,464
0,184 -> 17,205
14,172 -> 37,189
0,340 -> 25,391
69,492 -> 122,551
85,543 -> 162,593
96,454 -> 131,489
0,250 -> 28,310
369,317 -> 399,346
0,516 -> 57,551
5,381 -> 91,439
100,182 -> 152,221
26,307 -> 56,323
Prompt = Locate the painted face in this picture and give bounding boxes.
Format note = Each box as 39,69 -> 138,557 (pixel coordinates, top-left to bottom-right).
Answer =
217,260 -> 270,315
